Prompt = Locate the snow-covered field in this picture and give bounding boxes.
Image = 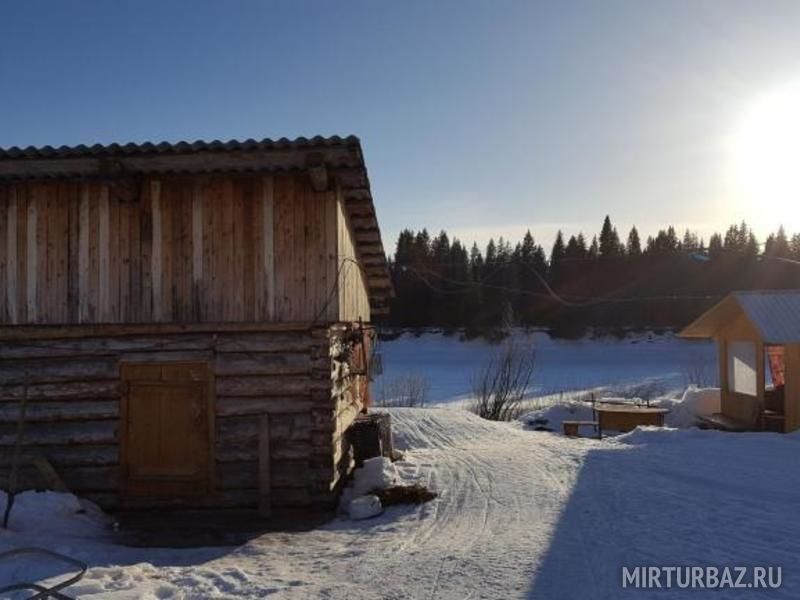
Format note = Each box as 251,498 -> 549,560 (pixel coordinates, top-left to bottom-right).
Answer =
3,333 -> 798,598
374,330 -> 717,408
2,409 -> 799,598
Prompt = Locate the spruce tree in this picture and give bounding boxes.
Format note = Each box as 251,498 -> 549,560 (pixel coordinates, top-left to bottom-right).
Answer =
626,226 -> 642,256
599,216 -> 618,257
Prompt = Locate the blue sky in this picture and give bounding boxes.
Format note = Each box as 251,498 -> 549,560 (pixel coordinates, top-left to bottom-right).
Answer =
2,1 -> 800,254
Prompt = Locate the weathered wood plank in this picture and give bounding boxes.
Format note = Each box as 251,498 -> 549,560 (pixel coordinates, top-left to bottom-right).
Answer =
129,186 -> 142,322
87,183 -> 100,321
37,183 -> 50,322
26,186 -> 38,322
6,186 -> 17,323
232,179 -> 245,320
78,183 -> 90,322
15,185 -> 28,323
0,186 -> 7,324
0,444 -> 117,467
293,177 -> 307,321
217,459 -> 310,491
221,178 -> 235,320
192,180 -> 203,320
0,465 -> 119,493
98,184 -> 110,321
217,439 -> 310,463
217,413 -> 312,445
110,188 -> 122,321
118,193 -> 131,322
0,380 -> 120,401
161,179 -> 174,320
139,180 -> 153,321
214,352 -> 310,377
66,182 -> 80,323
0,400 -> 118,423
258,415 -> 271,516
241,179 -> 255,321
0,419 -> 117,445
216,396 -> 313,417
263,175 -> 275,321
216,376 -> 315,398
202,178 -> 214,321
150,179 -> 162,320
0,357 -> 119,385
0,322 -> 319,343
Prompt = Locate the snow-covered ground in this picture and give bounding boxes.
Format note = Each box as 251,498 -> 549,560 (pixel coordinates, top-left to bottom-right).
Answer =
374,330 -> 717,408
2,333 -> 796,598
2,408 -> 799,598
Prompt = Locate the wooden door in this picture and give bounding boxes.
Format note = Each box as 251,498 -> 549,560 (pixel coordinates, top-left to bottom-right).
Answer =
121,362 -> 213,499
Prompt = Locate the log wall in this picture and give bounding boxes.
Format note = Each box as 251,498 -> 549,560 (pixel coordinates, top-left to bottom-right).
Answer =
0,325 -> 361,512
0,174 -> 371,326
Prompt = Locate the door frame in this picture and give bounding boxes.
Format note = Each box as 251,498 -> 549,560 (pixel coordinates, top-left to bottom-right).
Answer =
119,360 -> 216,501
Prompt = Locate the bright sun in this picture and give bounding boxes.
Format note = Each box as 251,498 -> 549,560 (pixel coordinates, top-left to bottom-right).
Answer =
732,85 -> 800,231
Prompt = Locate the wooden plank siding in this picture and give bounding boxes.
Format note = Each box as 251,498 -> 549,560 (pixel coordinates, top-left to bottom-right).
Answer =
0,327 -> 338,511
0,174 -> 354,326
336,185 -> 371,322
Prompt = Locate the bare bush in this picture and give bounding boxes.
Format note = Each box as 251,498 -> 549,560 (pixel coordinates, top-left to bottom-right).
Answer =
376,374 -> 430,408
471,340 -> 536,421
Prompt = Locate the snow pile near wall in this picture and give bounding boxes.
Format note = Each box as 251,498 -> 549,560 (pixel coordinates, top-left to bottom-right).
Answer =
339,456 -> 399,518
348,495 -> 383,520
0,490 -> 110,537
653,386 -> 720,428
352,457 -> 397,496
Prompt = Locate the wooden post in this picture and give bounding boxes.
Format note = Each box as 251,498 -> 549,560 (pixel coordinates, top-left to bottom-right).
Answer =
258,414 -> 272,517
3,372 -> 28,528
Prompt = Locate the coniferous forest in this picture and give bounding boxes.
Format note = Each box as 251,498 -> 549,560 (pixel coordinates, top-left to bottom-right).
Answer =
383,216 -> 800,336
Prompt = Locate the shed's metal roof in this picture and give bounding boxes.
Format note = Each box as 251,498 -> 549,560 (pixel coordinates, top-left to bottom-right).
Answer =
0,135 -> 360,160
0,134 -> 392,314
680,290 -> 800,343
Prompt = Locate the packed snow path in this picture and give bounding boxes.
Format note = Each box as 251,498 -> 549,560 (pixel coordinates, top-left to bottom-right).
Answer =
3,408 -> 800,598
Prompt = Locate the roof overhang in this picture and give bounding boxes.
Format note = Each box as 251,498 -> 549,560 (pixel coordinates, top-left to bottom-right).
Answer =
0,135 -> 393,315
679,295 -> 741,339
680,290 -> 800,344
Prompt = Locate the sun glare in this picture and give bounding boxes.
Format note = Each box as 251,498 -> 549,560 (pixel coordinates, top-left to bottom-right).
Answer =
732,84 -> 800,230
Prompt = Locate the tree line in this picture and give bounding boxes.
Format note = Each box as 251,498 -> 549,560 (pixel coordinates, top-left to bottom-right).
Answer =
384,216 -> 800,336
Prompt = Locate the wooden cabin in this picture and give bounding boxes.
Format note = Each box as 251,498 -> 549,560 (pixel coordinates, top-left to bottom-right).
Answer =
0,135 -> 392,517
680,290 -> 800,433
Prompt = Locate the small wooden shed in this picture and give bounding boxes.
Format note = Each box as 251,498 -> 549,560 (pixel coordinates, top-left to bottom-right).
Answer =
680,290 -> 800,433
0,135 -> 392,516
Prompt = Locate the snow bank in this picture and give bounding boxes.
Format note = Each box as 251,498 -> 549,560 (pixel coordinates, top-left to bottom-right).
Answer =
0,490 -> 110,536
339,456 -> 398,518
653,386 -> 720,428
348,495 -> 383,520
352,457 -> 397,496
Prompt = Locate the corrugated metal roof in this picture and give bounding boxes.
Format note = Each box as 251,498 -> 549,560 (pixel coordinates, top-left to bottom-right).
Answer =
0,135 -> 361,159
680,290 -> 800,343
733,291 -> 800,343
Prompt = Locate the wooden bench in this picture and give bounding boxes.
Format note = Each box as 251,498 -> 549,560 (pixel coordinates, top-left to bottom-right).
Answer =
562,420 -> 598,438
697,413 -> 751,432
